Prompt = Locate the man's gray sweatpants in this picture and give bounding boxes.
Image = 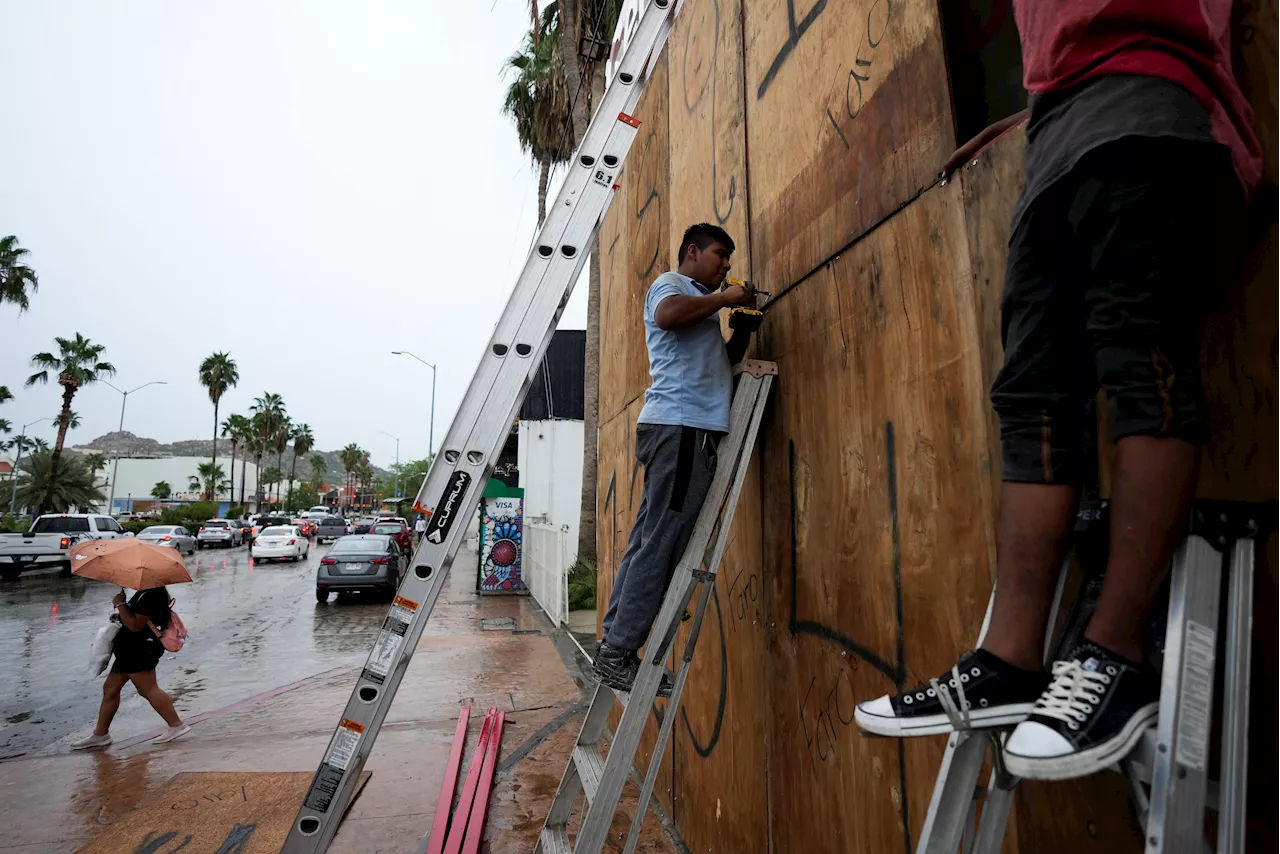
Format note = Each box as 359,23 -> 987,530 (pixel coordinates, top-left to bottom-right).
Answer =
602,423 -> 719,651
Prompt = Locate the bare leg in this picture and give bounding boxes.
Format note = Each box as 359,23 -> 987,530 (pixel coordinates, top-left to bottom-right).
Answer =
93,671 -> 130,736
129,671 -> 183,727
980,482 -> 1079,670
1084,435 -> 1197,661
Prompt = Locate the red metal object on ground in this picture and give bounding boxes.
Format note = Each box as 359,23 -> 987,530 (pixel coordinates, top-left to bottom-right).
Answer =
425,706 -> 471,854
460,709 -> 505,854
441,709 -> 495,854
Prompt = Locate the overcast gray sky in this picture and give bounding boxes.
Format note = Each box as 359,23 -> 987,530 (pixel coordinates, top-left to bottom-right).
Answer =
1,0 -> 587,470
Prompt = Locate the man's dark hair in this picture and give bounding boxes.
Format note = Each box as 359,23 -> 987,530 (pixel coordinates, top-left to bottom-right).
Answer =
679,223 -> 735,263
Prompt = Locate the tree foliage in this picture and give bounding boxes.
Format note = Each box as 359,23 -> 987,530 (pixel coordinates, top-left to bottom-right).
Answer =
0,235 -> 39,312
14,450 -> 105,513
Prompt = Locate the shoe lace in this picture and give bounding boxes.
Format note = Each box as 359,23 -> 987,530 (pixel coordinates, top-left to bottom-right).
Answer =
1032,660 -> 1110,730
929,664 -> 972,730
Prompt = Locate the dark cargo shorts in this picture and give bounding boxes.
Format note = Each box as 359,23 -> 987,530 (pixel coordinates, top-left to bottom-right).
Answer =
989,137 -> 1241,484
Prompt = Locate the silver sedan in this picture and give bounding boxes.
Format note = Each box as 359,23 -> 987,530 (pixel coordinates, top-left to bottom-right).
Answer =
136,525 -> 197,555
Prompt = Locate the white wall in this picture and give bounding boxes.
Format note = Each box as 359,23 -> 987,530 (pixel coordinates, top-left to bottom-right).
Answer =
517,419 -> 584,551
518,419 -> 584,624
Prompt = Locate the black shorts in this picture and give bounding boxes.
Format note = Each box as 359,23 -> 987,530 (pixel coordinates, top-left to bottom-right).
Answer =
989,136 -> 1241,484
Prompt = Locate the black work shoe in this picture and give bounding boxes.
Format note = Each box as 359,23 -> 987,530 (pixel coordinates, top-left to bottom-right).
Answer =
1003,641 -> 1158,780
591,642 -> 673,698
855,649 -> 1049,737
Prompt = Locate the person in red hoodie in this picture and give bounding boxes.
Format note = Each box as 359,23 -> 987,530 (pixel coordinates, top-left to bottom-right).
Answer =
855,0 -> 1261,780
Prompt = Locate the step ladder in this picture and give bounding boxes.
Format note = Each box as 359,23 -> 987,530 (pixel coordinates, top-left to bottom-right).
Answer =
280,1 -> 683,850
535,359 -> 775,854
917,499 -> 1266,854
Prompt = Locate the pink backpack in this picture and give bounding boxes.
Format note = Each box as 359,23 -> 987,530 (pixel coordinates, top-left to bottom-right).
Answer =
147,599 -> 188,653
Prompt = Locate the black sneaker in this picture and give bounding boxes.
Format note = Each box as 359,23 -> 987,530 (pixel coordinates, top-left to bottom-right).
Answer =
1003,641 -> 1158,780
592,642 -> 672,697
855,649 -> 1049,737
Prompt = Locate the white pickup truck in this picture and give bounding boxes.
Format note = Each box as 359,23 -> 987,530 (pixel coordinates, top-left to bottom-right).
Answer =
0,513 -> 130,580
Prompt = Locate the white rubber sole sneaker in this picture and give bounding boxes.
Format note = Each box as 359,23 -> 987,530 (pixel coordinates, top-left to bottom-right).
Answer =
152,723 -> 191,745
71,733 -> 112,750
854,696 -> 1036,737
1003,703 -> 1157,780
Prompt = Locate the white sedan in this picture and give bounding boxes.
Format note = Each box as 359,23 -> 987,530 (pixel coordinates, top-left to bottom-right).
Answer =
251,525 -> 310,563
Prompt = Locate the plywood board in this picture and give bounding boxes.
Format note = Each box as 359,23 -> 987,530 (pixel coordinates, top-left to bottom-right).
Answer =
667,0 -> 752,280
759,182 -> 997,851
76,771 -> 370,854
599,161 -> 634,425
742,0 -> 954,291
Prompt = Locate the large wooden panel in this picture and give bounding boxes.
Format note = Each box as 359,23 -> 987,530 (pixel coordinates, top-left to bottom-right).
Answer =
665,0 -> 769,850
759,182 -> 996,851
599,52 -> 672,425
599,164 -> 634,425
742,0 -> 954,291
667,0 -> 752,278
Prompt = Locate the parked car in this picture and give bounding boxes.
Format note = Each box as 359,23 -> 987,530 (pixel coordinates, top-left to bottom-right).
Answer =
197,519 -> 243,549
353,516 -> 379,534
316,534 -> 404,602
136,525 -> 198,555
0,513 -> 130,579
251,525 -> 310,563
231,519 -> 254,544
369,520 -> 413,555
315,516 -> 348,544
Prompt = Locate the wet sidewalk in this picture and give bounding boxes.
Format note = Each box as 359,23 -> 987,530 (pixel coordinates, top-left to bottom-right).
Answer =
0,547 -> 679,853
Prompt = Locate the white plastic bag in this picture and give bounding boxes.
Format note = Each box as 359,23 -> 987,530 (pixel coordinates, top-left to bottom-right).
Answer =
90,619 -> 120,676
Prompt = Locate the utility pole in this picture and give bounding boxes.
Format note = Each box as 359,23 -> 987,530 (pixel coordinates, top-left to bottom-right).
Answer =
102,380 -> 167,516
379,431 -> 401,499
390,351 -> 437,457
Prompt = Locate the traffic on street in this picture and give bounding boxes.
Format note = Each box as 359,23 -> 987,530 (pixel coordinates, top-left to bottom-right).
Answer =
0,537 -> 390,761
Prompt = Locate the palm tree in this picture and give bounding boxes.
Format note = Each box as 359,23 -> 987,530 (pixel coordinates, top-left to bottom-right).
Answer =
502,2 -> 572,225
25,334 -> 115,512
0,386 -> 12,404
221,414 -> 244,505
199,353 -> 239,495
15,451 -> 104,513
55,410 -> 81,431
309,452 -> 328,494
189,462 -> 228,499
287,423 -> 314,509
272,415 -> 292,506
151,481 -> 172,501
554,0 -> 619,565
226,414 -> 254,507
0,235 -> 39,312
250,394 -> 285,507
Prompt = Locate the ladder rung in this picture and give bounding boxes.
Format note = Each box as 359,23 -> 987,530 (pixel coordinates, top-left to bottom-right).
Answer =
539,825 -> 571,854
574,745 -> 607,803
610,685 -> 629,710
1123,726 -> 1159,783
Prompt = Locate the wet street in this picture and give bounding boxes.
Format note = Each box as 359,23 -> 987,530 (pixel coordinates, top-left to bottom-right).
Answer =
1,541 -> 387,761
0,543 -> 679,853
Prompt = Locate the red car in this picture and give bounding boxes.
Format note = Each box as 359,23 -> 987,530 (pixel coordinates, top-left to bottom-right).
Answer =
291,518 -> 318,538
369,519 -> 412,554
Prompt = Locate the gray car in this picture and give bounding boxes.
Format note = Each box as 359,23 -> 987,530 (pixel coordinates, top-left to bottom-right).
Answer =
315,516 -> 348,544
315,534 -> 403,602
136,525 -> 197,555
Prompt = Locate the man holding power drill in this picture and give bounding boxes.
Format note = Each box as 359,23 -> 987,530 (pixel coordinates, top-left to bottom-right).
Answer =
594,222 -> 759,693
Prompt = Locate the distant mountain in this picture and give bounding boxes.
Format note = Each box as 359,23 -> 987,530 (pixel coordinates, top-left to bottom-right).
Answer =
73,431 -> 388,483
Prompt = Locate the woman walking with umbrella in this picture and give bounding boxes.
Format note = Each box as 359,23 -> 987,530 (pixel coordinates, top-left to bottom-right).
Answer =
68,539 -> 193,749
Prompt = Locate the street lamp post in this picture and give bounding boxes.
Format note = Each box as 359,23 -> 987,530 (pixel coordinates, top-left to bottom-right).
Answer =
103,380 -> 167,516
390,351 -> 437,457
378,431 -> 401,498
8,417 -> 54,516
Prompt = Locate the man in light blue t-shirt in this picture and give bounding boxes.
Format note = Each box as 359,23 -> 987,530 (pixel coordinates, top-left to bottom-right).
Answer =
595,223 -> 758,693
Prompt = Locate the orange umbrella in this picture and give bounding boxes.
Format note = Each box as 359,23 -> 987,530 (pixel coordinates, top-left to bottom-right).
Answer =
70,538 -> 192,589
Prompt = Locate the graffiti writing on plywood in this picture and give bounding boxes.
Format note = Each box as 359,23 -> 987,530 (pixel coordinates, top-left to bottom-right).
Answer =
823,0 -> 895,150
679,0 -> 737,225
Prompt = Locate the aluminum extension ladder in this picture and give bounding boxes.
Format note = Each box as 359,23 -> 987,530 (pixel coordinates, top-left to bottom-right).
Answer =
917,499 -> 1266,854
536,359 -> 776,854
280,0 -> 683,849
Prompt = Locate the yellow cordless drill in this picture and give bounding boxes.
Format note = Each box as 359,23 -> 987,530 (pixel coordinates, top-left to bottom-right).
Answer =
721,279 -> 769,332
